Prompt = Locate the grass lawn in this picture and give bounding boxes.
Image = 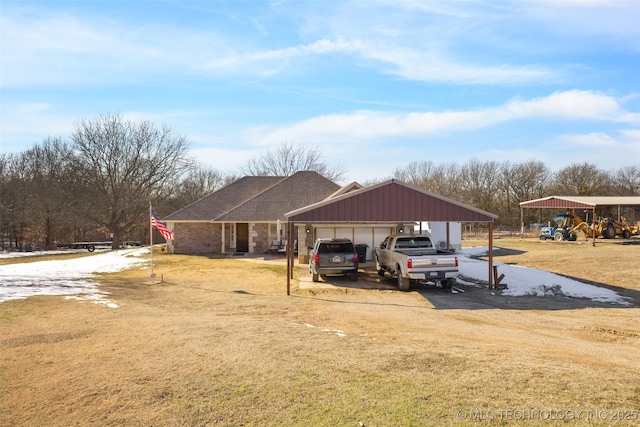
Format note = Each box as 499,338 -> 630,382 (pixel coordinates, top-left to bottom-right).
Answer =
1,237 -> 639,426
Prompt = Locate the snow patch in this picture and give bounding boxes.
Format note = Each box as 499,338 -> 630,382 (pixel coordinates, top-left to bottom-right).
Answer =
0,248 -> 149,307
457,247 -> 630,305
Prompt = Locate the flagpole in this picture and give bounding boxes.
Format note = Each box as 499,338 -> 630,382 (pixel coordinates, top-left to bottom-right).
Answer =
150,202 -> 155,280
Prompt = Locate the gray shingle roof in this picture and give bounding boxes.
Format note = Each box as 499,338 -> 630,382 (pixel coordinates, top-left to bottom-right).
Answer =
164,171 -> 340,222
164,176 -> 283,221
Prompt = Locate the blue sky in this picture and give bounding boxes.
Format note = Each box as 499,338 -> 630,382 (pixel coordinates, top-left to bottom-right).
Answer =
1,0 -> 639,184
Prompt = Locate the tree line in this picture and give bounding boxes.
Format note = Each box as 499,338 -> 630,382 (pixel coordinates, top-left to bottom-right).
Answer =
1,113 -> 639,251
386,160 -> 640,229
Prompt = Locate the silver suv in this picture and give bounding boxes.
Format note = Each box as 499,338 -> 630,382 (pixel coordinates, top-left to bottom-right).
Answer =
309,238 -> 359,282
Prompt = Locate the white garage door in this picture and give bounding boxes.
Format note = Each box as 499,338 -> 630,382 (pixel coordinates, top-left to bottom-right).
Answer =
314,226 -> 394,261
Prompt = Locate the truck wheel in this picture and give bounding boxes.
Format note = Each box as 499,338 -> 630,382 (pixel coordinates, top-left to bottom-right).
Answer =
623,230 -> 631,239
568,232 -> 577,241
396,270 -> 411,291
554,231 -> 563,241
87,245 -> 95,252
442,279 -> 454,289
312,272 -> 319,282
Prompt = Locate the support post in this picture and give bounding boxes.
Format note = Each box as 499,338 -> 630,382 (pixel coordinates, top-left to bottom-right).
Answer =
286,221 -> 292,295
488,222 -> 494,288
446,221 -> 450,250
289,222 -> 295,279
221,222 -> 226,253
592,207 -> 596,246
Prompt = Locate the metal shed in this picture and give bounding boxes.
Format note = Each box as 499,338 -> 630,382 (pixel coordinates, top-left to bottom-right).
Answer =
283,179 -> 499,294
519,195 -> 640,244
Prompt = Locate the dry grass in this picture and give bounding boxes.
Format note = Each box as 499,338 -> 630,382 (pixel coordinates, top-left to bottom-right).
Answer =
1,239 -> 640,426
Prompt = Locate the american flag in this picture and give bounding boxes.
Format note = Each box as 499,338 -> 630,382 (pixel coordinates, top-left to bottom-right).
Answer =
151,209 -> 174,240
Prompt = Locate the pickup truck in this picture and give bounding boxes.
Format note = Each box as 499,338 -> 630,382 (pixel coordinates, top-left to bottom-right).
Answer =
309,238 -> 359,282
374,234 -> 458,291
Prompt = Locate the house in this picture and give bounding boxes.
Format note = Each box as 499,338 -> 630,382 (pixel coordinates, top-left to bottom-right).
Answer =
163,171 -> 351,255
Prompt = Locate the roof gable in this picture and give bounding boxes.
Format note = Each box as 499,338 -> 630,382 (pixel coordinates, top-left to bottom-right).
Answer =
286,179 -> 498,222
214,171 -> 340,222
326,181 -> 363,199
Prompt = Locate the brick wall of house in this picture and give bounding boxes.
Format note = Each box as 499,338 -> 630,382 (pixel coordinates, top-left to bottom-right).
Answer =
299,225 -> 314,254
252,223 -> 269,254
171,222 -> 219,254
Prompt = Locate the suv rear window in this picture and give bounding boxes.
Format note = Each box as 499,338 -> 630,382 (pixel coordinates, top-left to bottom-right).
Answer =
317,242 -> 354,254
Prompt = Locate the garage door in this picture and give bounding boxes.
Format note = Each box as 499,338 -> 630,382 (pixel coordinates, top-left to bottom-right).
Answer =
314,226 -> 394,261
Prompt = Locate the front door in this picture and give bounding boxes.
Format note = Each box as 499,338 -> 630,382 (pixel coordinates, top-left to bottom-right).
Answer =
236,223 -> 249,252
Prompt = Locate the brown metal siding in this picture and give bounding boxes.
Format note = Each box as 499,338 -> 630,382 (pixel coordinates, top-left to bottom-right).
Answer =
289,182 -> 496,222
520,198 -> 594,209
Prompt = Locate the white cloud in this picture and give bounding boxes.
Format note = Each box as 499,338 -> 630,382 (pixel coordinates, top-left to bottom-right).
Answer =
558,129 -> 640,160
0,2 -> 569,88
0,7 -> 228,87
0,103 -> 75,151
504,90 -> 640,122
198,39 -> 363,77
188,147 -> 252,174
251,90 -> 639,146
359,44 -> 557,85
559,132 -> 619,148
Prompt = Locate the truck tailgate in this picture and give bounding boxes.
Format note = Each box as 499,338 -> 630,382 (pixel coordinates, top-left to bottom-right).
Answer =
406,256 -> 458,281
410,256 -> 457,269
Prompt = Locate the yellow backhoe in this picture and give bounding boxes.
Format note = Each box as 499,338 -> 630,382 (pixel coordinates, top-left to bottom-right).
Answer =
570,211 -> 639,240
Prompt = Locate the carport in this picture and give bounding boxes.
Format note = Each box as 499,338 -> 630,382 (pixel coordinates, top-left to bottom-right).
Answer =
519,196 -> 640,245
283,179 -> 499,294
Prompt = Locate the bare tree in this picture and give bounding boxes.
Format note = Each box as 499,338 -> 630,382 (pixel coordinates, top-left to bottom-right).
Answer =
392,161 -> 461,198
459,159 -> 501,214
392,161 -> 437,188
499,160 -> 550,225
612,165 -> 640,196
239,142 -> 346,182
19,138 -> 75,249
0,153 -> 21,248
164,165 -> 235,211
69,113 -> 192,249
550,162 -> 612,195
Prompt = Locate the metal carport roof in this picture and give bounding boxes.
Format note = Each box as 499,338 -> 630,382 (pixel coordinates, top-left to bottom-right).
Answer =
519,196 -> 640,210
286,179 -> 498,223
282,179 -> 499,294
518,195 -> 640,243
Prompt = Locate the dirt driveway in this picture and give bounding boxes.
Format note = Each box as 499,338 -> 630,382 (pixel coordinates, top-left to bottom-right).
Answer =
290,250 -> 639,311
